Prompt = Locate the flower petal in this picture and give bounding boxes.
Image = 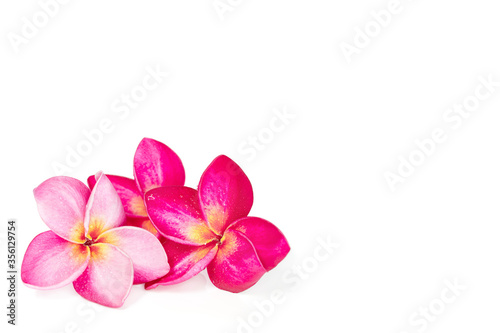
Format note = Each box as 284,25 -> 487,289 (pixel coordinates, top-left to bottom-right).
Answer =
88,175 -> 147,218
84,172 -> 126,240
34,176 -> 89,243
125,217 -> 163,239
145,186 -> 218,246
133,138 -> 185,194
145,239 -> 218,289
96,226 -> 170,284
207,229 -> 266,293
21,231 -> 90,289
198,155 -> 253,235
227,217 -> 290,271
73,243 -> 133,308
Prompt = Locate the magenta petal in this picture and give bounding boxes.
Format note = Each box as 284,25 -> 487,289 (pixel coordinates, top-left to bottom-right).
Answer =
88,175 -> 147,219
87,174 -> 97,189
145,186 -> 218,246
34,176 -> 89,243
198,155 -> 253,235
73,243 -> 133,308
84,173 -> 126,240
133,138 -> 185,194
21,231 -> 90,289
145,239 -> 218,289
227,217 -> 290,271
96,226 -> 170,284
207,229 -> 266,293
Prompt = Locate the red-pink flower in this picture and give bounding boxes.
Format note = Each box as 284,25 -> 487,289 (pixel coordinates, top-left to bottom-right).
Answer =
87,138 -> 185,238
21,173 -> 169,308
144,155 -> 290,293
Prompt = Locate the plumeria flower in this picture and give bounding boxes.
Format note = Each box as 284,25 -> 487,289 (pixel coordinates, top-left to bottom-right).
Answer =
144,155 -> 290,292
21,173 -> 169,308
87,138 -> 185,238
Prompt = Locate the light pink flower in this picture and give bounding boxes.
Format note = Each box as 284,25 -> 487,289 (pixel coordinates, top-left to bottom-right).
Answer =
87,138 -> 185,238
144,155 -> 290,293
21,173 -> 169,308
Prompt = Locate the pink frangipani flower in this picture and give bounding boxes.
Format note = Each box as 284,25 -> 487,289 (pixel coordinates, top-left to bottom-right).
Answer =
144,155 -> 290,292
21,173 -> 169,308
87,138 -> 185,238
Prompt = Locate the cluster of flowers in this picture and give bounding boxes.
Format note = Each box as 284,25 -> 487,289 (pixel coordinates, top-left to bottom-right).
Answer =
21,138 -> 290,307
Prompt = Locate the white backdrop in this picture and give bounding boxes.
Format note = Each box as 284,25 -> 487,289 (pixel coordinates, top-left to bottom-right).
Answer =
1,1 -> 500,332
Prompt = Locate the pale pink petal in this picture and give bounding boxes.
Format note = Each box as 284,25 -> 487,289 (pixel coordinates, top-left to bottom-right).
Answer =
133,138 -> 185,194
207,229 -> 266,293
21,231 -> 90,289
96,226 -> 170,284
227,217 -> 290,271
88,175 -> 147,218
145,186 -> 218,246
34,176 -> 89,243
198,155 -> 253,235
145,239 -> 218,289
84,172 -> 126,240
73,243 -> 133,308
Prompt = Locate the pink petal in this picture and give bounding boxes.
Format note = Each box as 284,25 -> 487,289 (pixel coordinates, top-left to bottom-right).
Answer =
34,176 -> 89,243
125,216 -> 163,240
198,155 -> 253,235
88,175 -> 147,218
96,226 -> 170,284
145,239 -> 218,289
227,217 -> 290,271
73,243 -> 133,308
133,138 -> 185,194
84,172 -> 126,240
207,229 -> 266,293
21,231 -> 90,289
145,186 -> 218,246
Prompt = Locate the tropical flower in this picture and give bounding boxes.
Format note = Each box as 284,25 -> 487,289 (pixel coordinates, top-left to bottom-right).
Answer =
87,138 -> 185,238
144,155 -> 290,292
21,173 -> 169,308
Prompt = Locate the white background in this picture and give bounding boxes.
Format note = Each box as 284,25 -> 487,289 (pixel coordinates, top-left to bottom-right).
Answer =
1,0 -> 500,332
